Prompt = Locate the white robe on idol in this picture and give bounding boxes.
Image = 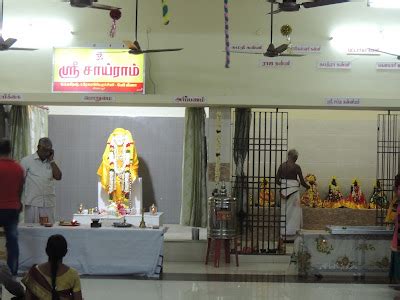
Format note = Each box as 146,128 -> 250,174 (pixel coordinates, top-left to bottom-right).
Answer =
280,179 -> 302,236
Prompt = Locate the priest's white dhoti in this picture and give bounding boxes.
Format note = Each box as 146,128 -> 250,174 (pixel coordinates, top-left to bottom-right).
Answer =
280,179 -> 301,236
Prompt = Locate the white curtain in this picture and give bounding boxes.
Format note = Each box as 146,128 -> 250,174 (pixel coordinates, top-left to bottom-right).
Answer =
9,105 -> 48,161
28,106 -> 49,153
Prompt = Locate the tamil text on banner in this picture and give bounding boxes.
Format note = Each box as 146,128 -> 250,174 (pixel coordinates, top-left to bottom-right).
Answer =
53,48 -> 144,93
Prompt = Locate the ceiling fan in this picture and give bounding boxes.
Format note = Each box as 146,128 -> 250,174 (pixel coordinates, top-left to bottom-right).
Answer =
267,0 -> 350,14
232,1 -> 304,57
121,0 -> 183,54
67,0 -> 120,11
368,48 -> 400,60
0,0 -> 37,51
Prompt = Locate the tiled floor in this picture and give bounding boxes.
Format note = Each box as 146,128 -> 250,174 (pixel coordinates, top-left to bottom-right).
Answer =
3,277 -> 398,300
2,224 -> 398,299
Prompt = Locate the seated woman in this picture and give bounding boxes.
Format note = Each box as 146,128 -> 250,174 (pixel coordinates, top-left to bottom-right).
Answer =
22,234 -> 82,300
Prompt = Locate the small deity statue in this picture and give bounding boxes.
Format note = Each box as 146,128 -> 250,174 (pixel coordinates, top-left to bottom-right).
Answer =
326,176 -> 344,208
369,180 -> 388,209
150,204 -> 158,215
258,178 -> 275,207
301,174 -> 322,208
346,178 -> 367,209
385,198 -> 399,224
97,128 -> 139,207
78,204 -> 84,214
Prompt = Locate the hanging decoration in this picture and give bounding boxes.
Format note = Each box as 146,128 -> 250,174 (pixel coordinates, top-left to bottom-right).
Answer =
223,0 -> 230,68
109,9 -> 122,38
280,24 -> 292,37
161,0 -> 170,25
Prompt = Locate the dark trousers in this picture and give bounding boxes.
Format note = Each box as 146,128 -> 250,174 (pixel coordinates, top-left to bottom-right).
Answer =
0,209 -> 19,276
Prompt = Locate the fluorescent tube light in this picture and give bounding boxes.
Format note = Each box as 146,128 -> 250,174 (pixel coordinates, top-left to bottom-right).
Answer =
368,0 -> 400,8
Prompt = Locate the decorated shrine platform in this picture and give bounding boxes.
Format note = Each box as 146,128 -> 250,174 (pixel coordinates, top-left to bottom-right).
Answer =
293,227 -> 392,277
73,212 -> 164,227
302,207 -> 377,230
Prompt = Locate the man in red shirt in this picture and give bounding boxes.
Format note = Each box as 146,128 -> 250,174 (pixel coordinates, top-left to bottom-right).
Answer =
0,139 -> 24,276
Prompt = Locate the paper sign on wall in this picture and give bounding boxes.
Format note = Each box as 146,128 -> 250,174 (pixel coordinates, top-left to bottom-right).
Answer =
229,44 -> 263,53
259,59 -> 291,68
290,45 -> 321,54
82,95 -> 116,102
0,93 -> 23,100
347,48 -> 379,55
326,97 -> 361,106
174,96 -> 207,104
376,62 -> 400,70
317,61 -> 352,69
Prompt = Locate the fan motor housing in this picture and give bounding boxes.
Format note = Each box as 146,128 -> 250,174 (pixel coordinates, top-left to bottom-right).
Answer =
281,0 -> 301,11
70,0 -> 93,8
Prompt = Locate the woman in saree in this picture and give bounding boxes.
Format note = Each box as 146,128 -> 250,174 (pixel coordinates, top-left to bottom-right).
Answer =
22,234 -> 82,300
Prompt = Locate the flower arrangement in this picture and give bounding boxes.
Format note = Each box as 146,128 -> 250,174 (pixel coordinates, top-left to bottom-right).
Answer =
369,180 -> 388,209
326,176 -> 344,208
301,174 -> 322,208
258,178 -> 275,207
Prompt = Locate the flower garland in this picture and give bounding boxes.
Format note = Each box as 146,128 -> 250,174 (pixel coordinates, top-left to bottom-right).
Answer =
98,128 -> 139,208
215,111 -> 222,183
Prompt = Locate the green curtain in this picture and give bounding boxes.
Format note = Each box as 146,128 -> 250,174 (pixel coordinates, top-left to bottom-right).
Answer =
9,106 -> 30,161
0,105 -> 6,138
180,107 -> 207,227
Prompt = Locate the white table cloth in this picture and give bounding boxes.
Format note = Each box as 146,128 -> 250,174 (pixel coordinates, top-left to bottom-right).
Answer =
18,225 -> 164,277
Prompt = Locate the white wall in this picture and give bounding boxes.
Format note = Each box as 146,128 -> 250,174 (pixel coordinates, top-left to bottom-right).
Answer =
288,109 -> 380,199
1,1 -> 400,108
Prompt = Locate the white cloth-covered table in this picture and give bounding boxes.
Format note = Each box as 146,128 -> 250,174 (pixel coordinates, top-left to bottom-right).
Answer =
18,225 -> 164,277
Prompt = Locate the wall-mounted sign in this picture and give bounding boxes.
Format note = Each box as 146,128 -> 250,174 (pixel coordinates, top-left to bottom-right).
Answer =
174,96 -> 207,104
376,62 -> 400,70
259,59 -> 291,68
53,48 -> 145,93
82,95 -> 116,102
326,97 -> 361,106
347,48 -> 379,55
291,45 -> 321,54
0,93 -> 23,100
229,44 -> 263,53
317,61 -> 352,69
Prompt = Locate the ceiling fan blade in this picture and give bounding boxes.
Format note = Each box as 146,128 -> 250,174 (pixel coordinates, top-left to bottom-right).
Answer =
3,38 -> 17,48
275,43 -> 289,53
230,50 -> 264,54
280,53 -> 305,57
90,3 -> 121,10
123,40 -> 136,49
8,47 -> 37,51
267,9 -> 282,15
141,48 -> 183,53
302,0 -> 350,9
368,48 -> 399,57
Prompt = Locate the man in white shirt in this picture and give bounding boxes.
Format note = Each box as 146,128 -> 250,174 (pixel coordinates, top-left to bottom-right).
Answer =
20,138 -> 62,223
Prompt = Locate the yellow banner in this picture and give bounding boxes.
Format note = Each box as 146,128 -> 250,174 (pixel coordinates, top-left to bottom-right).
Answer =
53,48 -> 144,93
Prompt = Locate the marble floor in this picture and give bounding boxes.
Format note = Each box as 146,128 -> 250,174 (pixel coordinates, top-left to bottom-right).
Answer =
2,224 -> 398,299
